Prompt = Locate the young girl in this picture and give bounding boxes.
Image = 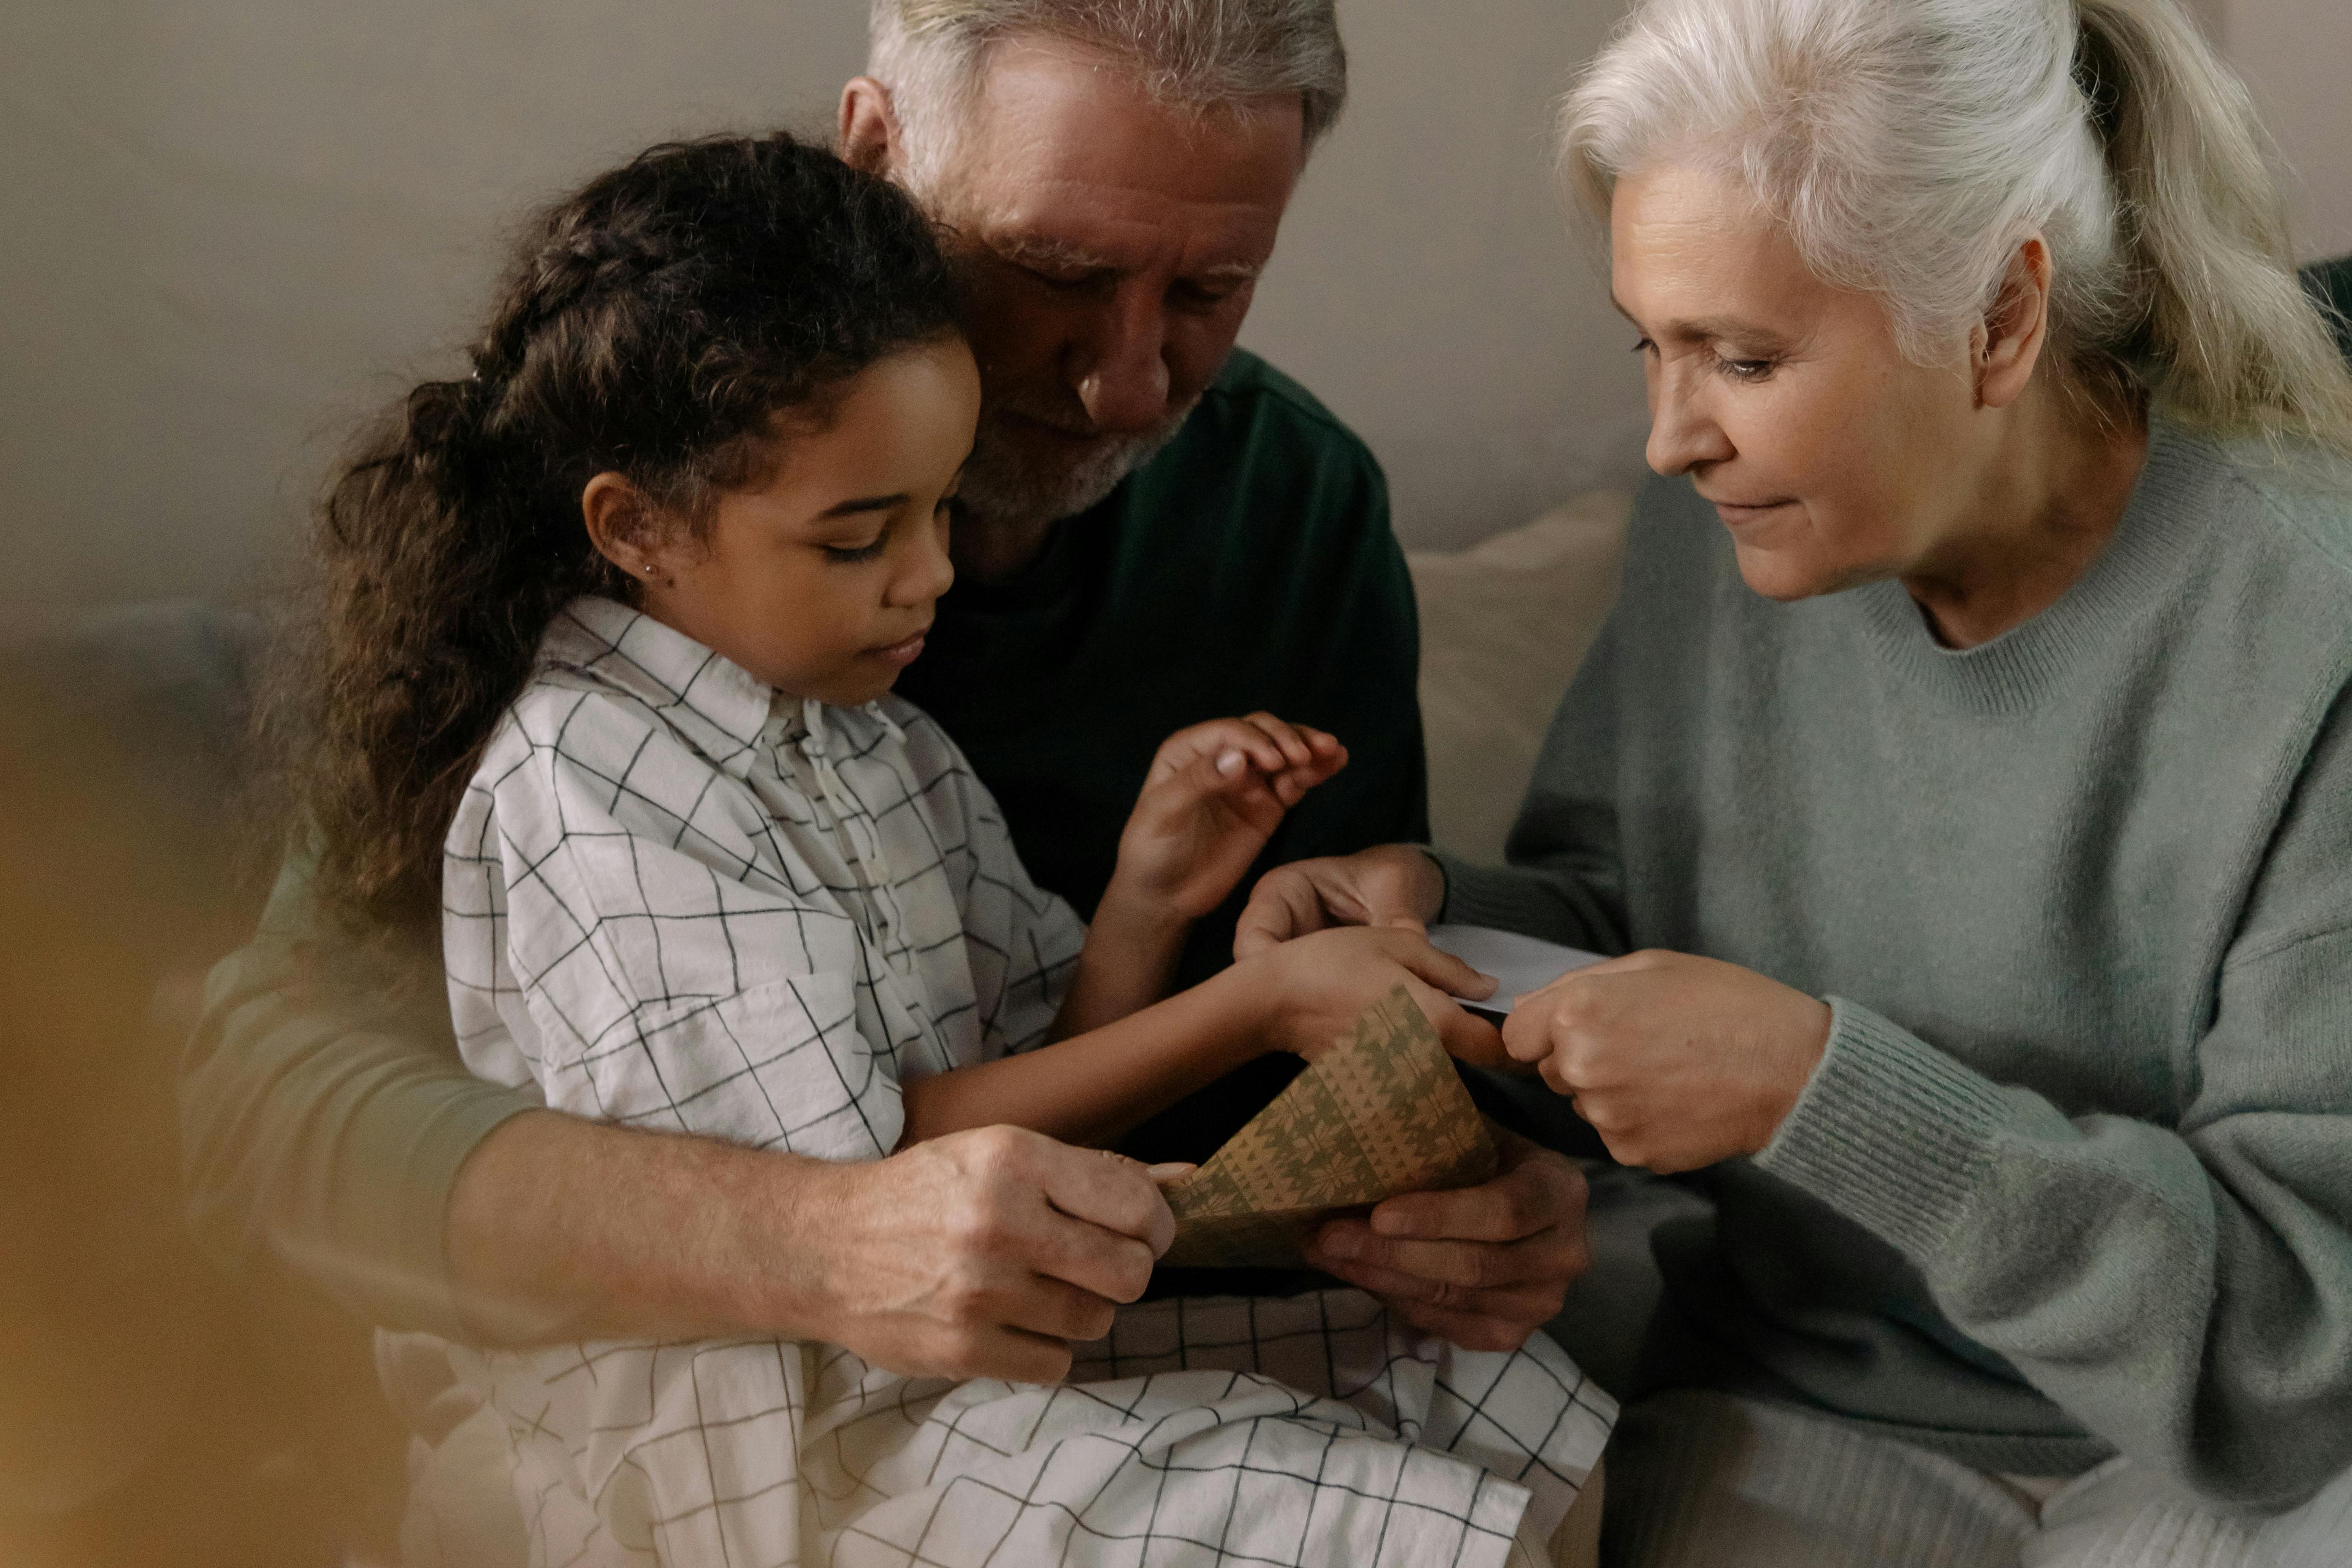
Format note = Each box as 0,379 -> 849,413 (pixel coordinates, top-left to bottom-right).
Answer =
299,133 -> 1611,1567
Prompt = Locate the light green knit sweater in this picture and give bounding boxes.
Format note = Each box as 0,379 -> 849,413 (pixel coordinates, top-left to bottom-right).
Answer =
1440,422 -> 2352,1508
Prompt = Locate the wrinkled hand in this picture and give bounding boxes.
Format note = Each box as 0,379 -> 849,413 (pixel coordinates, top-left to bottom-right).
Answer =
1231,925 -> 1507,1069
1232,844 -> 1446,960
1503,949 -> 1832,1173
804,1126 -> 1178,1384
1305,1128 -> 1589,1352
1116,714 -> 1349,921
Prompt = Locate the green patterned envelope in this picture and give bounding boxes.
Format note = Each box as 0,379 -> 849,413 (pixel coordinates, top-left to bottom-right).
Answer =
1161,985 -> 1499,1268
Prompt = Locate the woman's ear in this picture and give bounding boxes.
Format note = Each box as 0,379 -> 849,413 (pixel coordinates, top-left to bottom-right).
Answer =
581,472 -> 671,588
1975,236 -> 2055,411
838,77 -> 902,177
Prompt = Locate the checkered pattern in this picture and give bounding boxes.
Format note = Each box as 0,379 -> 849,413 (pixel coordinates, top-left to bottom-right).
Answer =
423,597 -> 1615,1567
442,597 -> 1082,1158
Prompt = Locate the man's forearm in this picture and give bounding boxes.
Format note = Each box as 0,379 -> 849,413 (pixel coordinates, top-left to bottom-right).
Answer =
444,1109 -> 852,1345
446,1111 -> 1178,1386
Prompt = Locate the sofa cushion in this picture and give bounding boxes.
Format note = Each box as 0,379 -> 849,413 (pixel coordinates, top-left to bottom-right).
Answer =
1409,492 -> 1631,862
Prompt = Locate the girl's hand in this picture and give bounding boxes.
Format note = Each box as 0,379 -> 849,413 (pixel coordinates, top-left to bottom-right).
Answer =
1112,715 -> 1349,921
1500,950 -> 1832,1173
1229,926 -> 1508,1068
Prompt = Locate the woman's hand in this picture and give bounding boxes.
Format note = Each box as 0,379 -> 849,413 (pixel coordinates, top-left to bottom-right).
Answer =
1227,925 -> 1506,1068
1501,950 -> 1832,1172
1110,715 -> 1348,922
1232,844 -> 1447,958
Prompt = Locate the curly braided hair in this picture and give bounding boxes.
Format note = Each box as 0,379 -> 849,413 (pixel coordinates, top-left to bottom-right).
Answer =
280,131 -> 958,929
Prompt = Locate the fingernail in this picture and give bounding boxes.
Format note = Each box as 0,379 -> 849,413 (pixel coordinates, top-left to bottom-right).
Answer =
1216,751 -> 1245,775
1371,1210 -> 1414,1238
1145,1162 -> 1196,1182
1320,1230 -> 1361,1260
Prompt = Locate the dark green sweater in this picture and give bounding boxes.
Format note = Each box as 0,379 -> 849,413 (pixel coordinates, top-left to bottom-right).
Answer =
182,350 -> 1426,1333
900,350 -> 1427,978
1442,423 -> 2352,1507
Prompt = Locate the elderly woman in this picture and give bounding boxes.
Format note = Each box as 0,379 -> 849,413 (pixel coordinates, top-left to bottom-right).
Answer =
1241,0 -> 2352,1562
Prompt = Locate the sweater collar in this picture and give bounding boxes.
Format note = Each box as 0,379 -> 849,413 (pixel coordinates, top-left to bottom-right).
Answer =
1846,415 -> 2226,714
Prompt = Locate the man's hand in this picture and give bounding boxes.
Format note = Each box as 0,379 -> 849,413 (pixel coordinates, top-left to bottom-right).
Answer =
446,1115 -> 1175,1386
1301,1127 -> 1589,1352
1502,949 -> 1831,1173
800,1126 -> 1179,1384
1233,844 -> 1447,960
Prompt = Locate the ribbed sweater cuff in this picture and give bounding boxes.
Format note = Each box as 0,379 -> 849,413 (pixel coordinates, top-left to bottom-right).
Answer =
394,1084 -> 542,1341
1432,852 -> 1586,949
1754,997 -> 2012,1258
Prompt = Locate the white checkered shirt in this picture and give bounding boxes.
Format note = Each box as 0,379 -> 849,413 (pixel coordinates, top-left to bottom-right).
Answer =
411,597 -> 1614,1567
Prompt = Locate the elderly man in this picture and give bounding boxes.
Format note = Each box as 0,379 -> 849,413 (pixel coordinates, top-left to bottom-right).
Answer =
184,0 -> 1591,1445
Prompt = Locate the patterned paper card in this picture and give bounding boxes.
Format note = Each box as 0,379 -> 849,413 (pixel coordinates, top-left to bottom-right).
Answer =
1161,985 -> 1499,1268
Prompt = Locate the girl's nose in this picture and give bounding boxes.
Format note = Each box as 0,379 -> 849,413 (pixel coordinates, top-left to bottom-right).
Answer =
890,512 -> 956,607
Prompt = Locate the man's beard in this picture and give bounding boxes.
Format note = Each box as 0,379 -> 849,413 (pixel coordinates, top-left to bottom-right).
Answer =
954,394 -> 1199,528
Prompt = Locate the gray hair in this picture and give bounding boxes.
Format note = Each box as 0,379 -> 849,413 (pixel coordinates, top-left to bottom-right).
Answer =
1559,0 -> 2352,455
868,0 -> 1346,187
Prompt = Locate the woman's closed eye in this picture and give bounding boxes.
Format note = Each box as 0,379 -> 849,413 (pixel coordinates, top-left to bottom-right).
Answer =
1713,352 -> 1778,382
1630,335 -> 1777,382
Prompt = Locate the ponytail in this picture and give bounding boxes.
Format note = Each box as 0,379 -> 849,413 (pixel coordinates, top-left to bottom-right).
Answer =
291,362 -> 626,930
2074,0 -> 2352,454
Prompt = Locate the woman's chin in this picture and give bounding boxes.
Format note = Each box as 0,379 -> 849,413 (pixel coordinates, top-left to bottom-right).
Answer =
1731,542 -> 1846,603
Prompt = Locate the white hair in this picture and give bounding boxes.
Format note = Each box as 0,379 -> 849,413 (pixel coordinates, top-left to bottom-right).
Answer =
1559,0 -> 2352,453
868,0 -> 1346,191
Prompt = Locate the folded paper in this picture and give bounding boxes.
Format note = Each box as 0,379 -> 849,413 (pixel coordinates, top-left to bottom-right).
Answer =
1426,922 -> 1604,1016
1161,985 -> 1499,1269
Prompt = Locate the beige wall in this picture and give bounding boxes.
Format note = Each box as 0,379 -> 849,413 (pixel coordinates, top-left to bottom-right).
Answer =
3,1 -> 2345,609
2214,0 -> 2352,260
1239,1 -> 1647,552
3,0 -> 1645,607
3,2 -> 871,609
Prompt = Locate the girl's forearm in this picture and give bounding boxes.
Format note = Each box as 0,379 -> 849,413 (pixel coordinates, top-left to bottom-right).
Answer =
1050,887 -> 1193,1040
899,966 -> 1262,1149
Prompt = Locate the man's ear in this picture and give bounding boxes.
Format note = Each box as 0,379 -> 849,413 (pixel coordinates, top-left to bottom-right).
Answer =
581,472 -> 670,587
838,76 -> 901,177
1974,235 -> 2054,412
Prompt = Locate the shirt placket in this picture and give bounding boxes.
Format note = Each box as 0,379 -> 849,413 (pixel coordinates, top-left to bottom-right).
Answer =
791,700 -> 919,989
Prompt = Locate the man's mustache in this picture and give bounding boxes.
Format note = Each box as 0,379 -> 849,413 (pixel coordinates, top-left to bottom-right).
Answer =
987,398 -> 1107,439
984,394 -> 1198,445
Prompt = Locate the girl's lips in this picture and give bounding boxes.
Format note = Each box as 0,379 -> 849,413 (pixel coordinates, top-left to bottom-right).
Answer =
866,631 -> 928,667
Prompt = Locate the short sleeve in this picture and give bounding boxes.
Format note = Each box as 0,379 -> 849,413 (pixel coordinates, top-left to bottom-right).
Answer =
449,687 -> 900,1161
